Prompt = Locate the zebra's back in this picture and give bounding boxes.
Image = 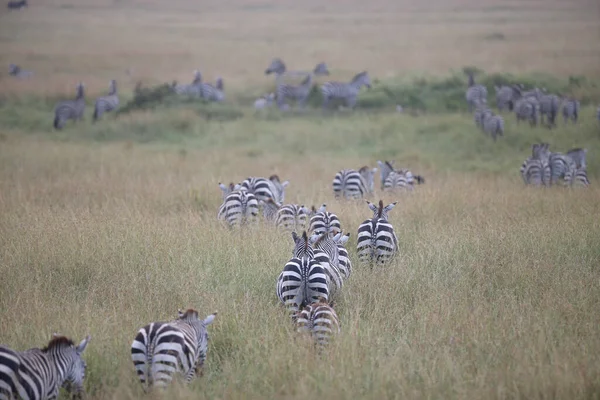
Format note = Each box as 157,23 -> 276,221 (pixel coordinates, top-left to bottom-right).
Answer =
276,257 -> 329,313
332,169 -> 366,199
276,204 -> 310,232
309,209 -> 341,236
217,189 -> 259,227
356,218 -> 398,265
520,157 -> 550,186
295,299 -> 341,350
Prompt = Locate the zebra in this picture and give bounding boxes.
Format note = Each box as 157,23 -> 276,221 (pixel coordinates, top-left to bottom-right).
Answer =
309,231 -> 344,296
514,97 -> 538,127
260,198 -> 282,223
495,84 -> 522,112
321,71 -> 371,109
0,334 -> 91,400
482,112 -> 504,141
7,0 -> 27,9
520,143 -> 551,186
53,82 -> 86,130
566,148 -> 589,187
473,99 -> 493,130
294,297 -> 341,350
561,98 -> 580,124
276,231 -> 330,313
548,152 -> 577,186
275,203 -> 311,232
332,166 -> 377,200
275,63 -> 329,110
465,72 -> 488,112
217,187 -> 259,227
218,182 -> 241,200
92,79 -> 119,122
377,161 -> 424,192
356,200 -> 398,265
172,70 -> 202,96
8,63 -> 33,78
332,231 -> 352,279
241,175 -> 289,204
539,93 -> 561,128
131,309 -> 217,391
199,77 -> 225,102
308,204 -> 341,236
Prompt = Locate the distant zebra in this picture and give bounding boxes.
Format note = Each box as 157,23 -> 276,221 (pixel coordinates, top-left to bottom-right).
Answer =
275,203 -> 311,232
482,112 -> 504,141
131,309 -> 217,391
520,142 -> 552,186
377,160 -> 424,192
539,93 -> 561,128
308,204 -> 341,236
53,82 -> 86,130
495,84 -> 522,112
332,231 -> 352,279
357,200 -> 398,265
548,152 -> 576,186
309,231 -> 344,296
241,175 -> 289,204
0,334 -> 91,400
7,0 -> 27,9
93,79 -> 119,122
561,98 -> 580,124
199,77 -> 225,102
217,187 -> 259,227
321,71 -> 371,109
294,297 -> 341,350
332,166 -> 377,199
473,100 -> 492,130
276,231 -> 330,313
275,63 -> 329,110
566,148 -> 589,187
465,72 -> 488,112
8,63 -> 33,78
514,97 -> 538,127
172,70 -> 202,96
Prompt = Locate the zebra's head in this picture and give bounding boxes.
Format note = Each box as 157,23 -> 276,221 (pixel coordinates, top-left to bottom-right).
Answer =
367,200 -> 397,221
218,182 -> 240,199
377,160 -> 395,190
192,70 -> 202,84
75,82 -> 85,99
109,79 -> 117,95
265,58 -> 286,75
358,166 -> 378,193
414,175 -> 425,184
313,62 -> 330,76
215,77 -> 224,91
45,334 -> 91,396
352,71 -> 371,89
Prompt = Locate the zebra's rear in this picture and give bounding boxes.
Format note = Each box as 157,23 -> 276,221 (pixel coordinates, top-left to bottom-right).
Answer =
308,204 -> 341,236
54,83 -> 86,130
276,204 -> 310,232
217,188 -> 259,227
294,298 -> 341,350
561,98 -> 580,124
357,201 -> 398,265
332,167 -> 376,199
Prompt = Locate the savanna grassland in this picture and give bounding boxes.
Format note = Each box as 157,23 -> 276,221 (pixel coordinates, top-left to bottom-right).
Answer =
1,0 -> 600,399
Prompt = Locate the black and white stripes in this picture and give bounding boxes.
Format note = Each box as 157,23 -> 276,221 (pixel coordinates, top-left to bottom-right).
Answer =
53,82 -> 86,130
217,186 -> 259,227
294,297 -> 340,350
93,80 -> 119,122
357,200 -> 398,266
332,166 -> 377,200
321,71 -> 371,109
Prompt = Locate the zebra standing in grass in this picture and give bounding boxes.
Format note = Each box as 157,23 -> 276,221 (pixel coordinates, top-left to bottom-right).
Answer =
294,297 -> 340,350
199,77 -> 225,102
7,0 -> 27,9
217,187 -> 259,227
520,143 -> 551,186
514,97 -> 538,127
321,71 -> 371,110
465,72 -> 488,112
495,84 -> 522,112
332,231 -> 352,279
276,231 -> 330,313
0,334 -> 91,400
53,82 -> 86,130
332,166 -> 377,200
172,70 -> 202,96
131,309 -> 217,391
241,175 -> 289,204
308,204 -> 342,236
539,93 -> 561,128
566,148 -> 589,187
309,231 -> 344,296
547,150 -> 577,187
275,203 -> 311,232
561,97 -> 580,124
93,79 -> 119,122
357,200 -> 398,266
482,111 -> 505,141
377,160 -> 424,192
8,63 -> 33,78
218,182 -> 241,200
473,99 -> 493,130
275,63 -> 329,110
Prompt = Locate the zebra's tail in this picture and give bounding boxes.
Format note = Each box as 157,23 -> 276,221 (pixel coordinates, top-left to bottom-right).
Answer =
92,107 -> 98,123
53,115 -> 60,129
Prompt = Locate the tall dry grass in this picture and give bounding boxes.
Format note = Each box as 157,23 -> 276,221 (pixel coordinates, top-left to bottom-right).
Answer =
0,138 -> 599,399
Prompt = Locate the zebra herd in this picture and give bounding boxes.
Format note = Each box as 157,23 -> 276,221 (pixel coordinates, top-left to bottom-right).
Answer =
520,143 -> 589,187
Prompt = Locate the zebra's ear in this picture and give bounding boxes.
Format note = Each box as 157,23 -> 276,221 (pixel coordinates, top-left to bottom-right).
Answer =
384,202 -> 398,212
281,180 -> 289,188
317,204 -> 326,213
178,309 -> 185,318
367,200 -> 377,213
292,231 -> 299,243
203,312 -> 217,325
76,335 -> 91,354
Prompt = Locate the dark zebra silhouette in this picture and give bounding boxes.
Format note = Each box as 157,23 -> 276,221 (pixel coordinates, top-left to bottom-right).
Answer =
93,79 -> 119,121
53,82 -> 86,129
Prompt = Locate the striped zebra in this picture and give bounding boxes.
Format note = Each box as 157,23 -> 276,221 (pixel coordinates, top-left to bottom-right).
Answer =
566,148 -> 589,187
561,98 -> 580,124
275,63 -> 329,110
217,187 -> 259,227
321,71 -> 371,109
53,82 -> 85,130
332,231 -> 352,279
260,198 -> 281,223
241,175 -> 289,204
548,151 -> 576,186
495,84 -> 522,112
93,79 -> 119,122
539,93 -> 561,128
276,231 -> 330,313
275,203 -> 311,232
473,100 -> 492,130
357,200 -> 398,265
172,70 -> 202,96
218,182 -> 241,200
514,97 -> 538,127
294,297 -> 341,350
482,112 -> 504,141
520,143 -> 551,186
7,0 -> 27,9
131,309 -> 217,391
332,166 -> 377,199
199,77 -> 225,102
0,334 -> 91,400
308,204 -> 341,236
465,72 -> 488,112
377,160 -> 424,192
8,63 -> 33,78
309,231 -> 344,296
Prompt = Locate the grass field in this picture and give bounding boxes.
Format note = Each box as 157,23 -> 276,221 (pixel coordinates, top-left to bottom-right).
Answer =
1,0 -> 600,399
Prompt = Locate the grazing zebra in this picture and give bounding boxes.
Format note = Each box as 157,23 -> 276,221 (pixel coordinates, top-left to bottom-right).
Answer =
7,0 -> 27,9
377,160 -> 424,192
260,198 -> 282,223
8,63 -> 33,78
332,166 -> 377,200
495,84 -> 522,112
275,63 -> 329,110
332,231 -> 352,279
93,79 -> 119,122
308,204 -> 342,236
276,231 -> 330,313
254,93 -> 275,110
131,309 -> 217,391
53,82 -> 86,130
0,334 -> 91,400
473,100 -> 493,130
561,98 -> 580,124
539,93 -> 561,128
217,187 -> 259,227
482,112 -> 504,141
275,203 -> 311,232
514,97 -> 538,127
241,175 -> 289,204
172,70 -> 202,96
199,77 -> 225,102
465,72 -> 488,112
294,297 -> 341,350
321,71 -> 371,109
356,200 -> 398,265
309,231 -> 344,296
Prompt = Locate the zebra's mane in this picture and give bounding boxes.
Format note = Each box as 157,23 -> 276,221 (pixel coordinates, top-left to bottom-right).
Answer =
375,200 -> 384,219
269,174 -> 280,183
178,308 -> 199,320
351,71 -> 367,84
43,336 -> 75,351
358,165 -> 370,174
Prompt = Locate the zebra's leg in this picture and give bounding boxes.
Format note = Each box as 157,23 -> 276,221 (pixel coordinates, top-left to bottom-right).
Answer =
322,95 -> 330,110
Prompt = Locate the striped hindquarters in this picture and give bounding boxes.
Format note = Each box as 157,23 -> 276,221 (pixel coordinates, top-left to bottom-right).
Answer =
332,169 -> 371,199
466,85 -> 488,111
520,157 -> 550,186
217,189 -> 259,227
276,257 -> 329,313
539,94 -> 561,127
333,232 -> 352,279
356,218 -> 398,265
309,209 -> 341,236
383,170 -> 414,191
572,168 -> 590,187
549,153 -> 576,186
561,99 -> 579,124
295,299 -> 340,350
310,233 -> 344,295
276,204 -> 310,232
200,78 -> 224,102
482,113 -> 504,141
515,98 -> 538,127
241,176 -> 287,204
